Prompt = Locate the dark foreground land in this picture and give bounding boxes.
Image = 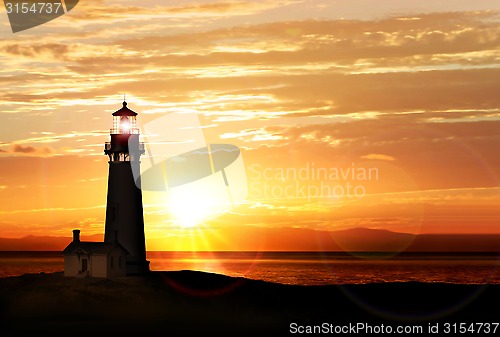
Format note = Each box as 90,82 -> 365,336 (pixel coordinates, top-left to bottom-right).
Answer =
0,271 -> 499,337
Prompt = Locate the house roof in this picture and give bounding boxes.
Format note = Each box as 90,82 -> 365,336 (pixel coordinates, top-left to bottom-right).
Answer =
62,241 -> 128,255
112,101 -> 138,116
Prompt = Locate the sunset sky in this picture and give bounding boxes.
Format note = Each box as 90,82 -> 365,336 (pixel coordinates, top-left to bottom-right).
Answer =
1,0 -> 500,251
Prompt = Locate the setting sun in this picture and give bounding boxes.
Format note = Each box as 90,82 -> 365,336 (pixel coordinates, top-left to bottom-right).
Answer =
167,177 -> 231,228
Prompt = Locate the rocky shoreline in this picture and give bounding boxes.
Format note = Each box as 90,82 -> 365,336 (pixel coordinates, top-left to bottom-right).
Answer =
0,271 -> 498,336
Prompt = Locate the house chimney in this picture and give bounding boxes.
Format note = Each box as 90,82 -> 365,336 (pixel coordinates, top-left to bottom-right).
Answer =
73,229 -> 80,242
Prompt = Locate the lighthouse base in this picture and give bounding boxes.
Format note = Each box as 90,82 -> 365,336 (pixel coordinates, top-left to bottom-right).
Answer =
126,260 -> 150,275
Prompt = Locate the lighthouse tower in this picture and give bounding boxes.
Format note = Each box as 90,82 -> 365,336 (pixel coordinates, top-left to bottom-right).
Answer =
104,101 -> 149,275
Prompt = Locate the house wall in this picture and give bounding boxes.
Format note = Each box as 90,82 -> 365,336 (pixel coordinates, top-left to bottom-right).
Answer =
108,249 -> 127,277
87,254 -> 92,276
92,254 -> 108,278
64,247 -> 127,278
64,255 -> 80,277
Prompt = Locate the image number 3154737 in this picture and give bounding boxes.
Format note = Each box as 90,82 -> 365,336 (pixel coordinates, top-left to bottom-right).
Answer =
3,0 -> 79,33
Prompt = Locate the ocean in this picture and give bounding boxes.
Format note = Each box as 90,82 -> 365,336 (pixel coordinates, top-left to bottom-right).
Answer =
1,251 -> 499,285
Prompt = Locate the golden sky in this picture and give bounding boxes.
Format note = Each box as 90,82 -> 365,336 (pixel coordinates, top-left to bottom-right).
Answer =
1,1 -> 500,250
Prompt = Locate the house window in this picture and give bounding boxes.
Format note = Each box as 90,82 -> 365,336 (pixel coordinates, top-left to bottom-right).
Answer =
111,256 -> 114,269
119,256 -> 122,269
81,258 -> 88,273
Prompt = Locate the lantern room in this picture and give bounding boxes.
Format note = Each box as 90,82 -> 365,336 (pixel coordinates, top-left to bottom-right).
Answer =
111,101 -> 139,135
104,101 -> 144,162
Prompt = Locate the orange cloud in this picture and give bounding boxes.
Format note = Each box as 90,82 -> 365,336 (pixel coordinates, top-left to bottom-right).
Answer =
1,43 -> 71,59
12,145 -> 36,153
361,154 -> 395,161
3,145 -> 55,156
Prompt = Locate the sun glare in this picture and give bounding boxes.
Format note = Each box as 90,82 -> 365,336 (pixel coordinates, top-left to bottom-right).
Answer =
167,173 -> 233,228
168,193 -> 210,228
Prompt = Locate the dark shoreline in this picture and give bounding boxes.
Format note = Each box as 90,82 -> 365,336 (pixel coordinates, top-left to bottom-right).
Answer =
1,271 -> 499,336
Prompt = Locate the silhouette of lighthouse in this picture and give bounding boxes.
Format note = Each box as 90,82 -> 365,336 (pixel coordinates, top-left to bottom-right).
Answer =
103,101 -> 149,275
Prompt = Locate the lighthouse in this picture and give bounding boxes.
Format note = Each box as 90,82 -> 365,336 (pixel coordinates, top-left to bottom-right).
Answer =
103,101 -> 149,275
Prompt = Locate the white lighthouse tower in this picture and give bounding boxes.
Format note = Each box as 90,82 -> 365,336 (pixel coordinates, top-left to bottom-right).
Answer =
103,101 -> 149,275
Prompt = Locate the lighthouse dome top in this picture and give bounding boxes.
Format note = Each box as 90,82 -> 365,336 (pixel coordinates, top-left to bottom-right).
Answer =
112,101 -> 138,116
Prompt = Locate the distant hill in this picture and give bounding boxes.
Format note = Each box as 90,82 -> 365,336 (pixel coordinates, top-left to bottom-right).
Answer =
305,227 -> 500,252
191,226 -> 500,252
0,228 -> 499,252
0,234 -> 102,251
407,233 -> 500,252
